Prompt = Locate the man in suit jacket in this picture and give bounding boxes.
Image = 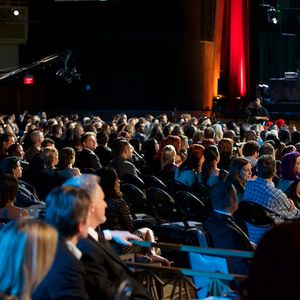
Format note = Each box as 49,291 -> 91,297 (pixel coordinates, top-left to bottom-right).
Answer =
108,139 -> 140,180
33,186 -> 91,300
203,181 -> 254,275
75,132 -> 102,172
64,174 -> 151,300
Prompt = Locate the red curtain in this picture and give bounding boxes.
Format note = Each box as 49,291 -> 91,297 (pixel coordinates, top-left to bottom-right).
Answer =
220,0 -> 250,100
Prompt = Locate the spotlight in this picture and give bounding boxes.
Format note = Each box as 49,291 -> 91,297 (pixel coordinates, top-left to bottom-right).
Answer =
267,6 -> 280,25
11,9 -> 20,16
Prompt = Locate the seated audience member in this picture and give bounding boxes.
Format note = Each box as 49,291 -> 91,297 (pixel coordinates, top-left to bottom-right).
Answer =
75,131 -> 102,173
203,181 -> 254,275
218,138 -> 234,171
141,138 -> 160,175
226,157 -> 252,203
158,135 -> 183,166
108,139 -> 141,180
159,144 -> 178,182
0,219 -> 57,300
242,140 -> 259,175
33,186 -> 92,300
0,174 -> 29,220
198,145 -> 227,187
244,155 -> 300,243
0,132 -> 16,161
0,156 -> 43,208
97,167 -> 171,265
94,130 -> 112,167
240,222 -> 300,300
7,143 -> 25,159
63,174 -> 152,300
57,147 -> 81,180
245,97 -> 269,124
277,151 -> 300,208
24,129 -> 44,162
175,144 -> 205,187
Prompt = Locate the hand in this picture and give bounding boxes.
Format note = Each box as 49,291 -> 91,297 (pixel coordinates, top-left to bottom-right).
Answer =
288,199 -> 296,211
110,230 -> 143,246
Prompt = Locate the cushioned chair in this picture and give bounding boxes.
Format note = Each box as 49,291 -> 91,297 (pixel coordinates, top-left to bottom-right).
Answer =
122,174 -> 145,190
166,178 -> 188,196
143,175 -> 167,191
237,201 -> 275,227
146,187 -> 179,224
174,191 -> 207,228
121,183 -> 156,228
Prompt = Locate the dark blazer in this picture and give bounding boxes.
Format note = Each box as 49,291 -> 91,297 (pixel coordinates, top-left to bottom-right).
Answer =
108,156 -> 138,179
75,148 -> 102,172
33,239 -> 88,300
15,180 -> 44,208
203,211 -> 253,275
77,234 -> 151,300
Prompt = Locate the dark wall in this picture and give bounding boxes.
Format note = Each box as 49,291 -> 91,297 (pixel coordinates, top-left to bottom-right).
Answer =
16,0 -> 207,112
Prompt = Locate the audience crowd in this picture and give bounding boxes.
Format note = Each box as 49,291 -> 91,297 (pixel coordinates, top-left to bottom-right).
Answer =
0,110 -> 300,299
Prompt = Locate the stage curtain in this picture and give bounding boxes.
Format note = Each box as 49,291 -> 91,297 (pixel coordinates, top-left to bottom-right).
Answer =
220,0 -> 250,100
258,33 -> 300,82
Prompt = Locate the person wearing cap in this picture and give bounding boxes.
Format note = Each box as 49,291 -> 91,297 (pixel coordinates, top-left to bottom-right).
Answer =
245,98 -> 270,124
0,156 -> 44,208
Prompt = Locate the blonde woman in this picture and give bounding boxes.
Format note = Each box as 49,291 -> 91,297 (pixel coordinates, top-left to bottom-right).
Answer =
42,147 -> 59,177
0,219 -> 58,300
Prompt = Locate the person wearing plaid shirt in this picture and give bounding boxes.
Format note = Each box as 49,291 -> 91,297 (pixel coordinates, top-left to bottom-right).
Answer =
244,155 -> 300,243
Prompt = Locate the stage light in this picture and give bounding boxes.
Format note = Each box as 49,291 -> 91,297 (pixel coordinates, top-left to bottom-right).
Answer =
12,9 -> 20,16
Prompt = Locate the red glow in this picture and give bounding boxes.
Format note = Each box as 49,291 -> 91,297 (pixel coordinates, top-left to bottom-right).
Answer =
24,76 -> 34,85
229,0 -> 247,97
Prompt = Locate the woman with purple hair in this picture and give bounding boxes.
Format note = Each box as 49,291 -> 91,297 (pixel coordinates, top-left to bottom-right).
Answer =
277,151 -> 300,208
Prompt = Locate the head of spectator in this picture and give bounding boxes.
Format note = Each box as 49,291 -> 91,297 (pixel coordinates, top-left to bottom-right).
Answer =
81,132 -> 97,151
111,139 -> 133,160
244,130 -> 258,142
210,181 -> 238,214
275,118 -> 285,129
0,156 -> 22,179
7,143 -> 25,159
0,218 -> 57,300
242,141 -> 259,167
63,174 -> 107,229
223,129 -> 236,141
281,145 -> 297,158
42,147 -> 59,169
96,130 -> 109,146
41,138 -> 55,151
259,142 -> 276,159
161,144 -> 176,166
57,147 -> 76,170
0,173 -> 18,209
162,123 -> 174,137
97,167 -> 122,200
178,144 -> 205,174
256,155 -> 276,179
278,129 -> 291,145
0,132 -> 15,151
201,145 -> 220,186
211,123 -> 223,143
291,131 -> 300,146
46,186 -> 92,240
148,124 -> 164,144
218,138 -> 234,171
227,157 -> 252,188
192,130 -> 204,144
240,222 -> 300,300
280,151 -> 300,180
158,114 -> 168,126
